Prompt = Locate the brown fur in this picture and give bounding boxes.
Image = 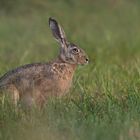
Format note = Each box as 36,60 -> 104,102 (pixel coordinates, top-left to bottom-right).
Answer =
0,18 -> 88,107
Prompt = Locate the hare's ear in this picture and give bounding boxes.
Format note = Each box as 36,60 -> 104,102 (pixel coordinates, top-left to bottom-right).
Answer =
49,17 -> 67,47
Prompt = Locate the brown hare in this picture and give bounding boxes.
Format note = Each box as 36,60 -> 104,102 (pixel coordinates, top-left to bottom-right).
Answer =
0,17 -> 89,107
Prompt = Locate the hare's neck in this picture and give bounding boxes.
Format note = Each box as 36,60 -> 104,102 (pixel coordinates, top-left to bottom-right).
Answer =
53,57 -> 77,71
51,57 -> 77,78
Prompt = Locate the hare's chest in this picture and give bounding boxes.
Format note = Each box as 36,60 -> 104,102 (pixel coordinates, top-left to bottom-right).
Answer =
56,76 -> 72,95
51,63 -> 75,95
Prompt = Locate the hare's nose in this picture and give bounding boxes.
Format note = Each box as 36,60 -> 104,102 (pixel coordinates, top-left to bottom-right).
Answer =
86,58 -> 89,63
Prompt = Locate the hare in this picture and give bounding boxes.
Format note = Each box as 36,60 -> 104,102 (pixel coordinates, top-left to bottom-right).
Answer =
0,17 -> 89,107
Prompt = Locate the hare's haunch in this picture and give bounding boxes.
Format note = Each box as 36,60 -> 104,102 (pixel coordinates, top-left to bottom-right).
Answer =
0,18 -> 89,107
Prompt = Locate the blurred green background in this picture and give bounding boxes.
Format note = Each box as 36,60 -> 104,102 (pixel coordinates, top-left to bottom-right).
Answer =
0,0 -> 140,140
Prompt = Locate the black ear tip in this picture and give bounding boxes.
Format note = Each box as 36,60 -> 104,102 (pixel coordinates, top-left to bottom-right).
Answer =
49,17 -> 53,25
49,17 -> 57,24
49,17 -> 53,21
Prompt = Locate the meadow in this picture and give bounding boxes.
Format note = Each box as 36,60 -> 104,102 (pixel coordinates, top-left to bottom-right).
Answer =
0,0 -> 140,140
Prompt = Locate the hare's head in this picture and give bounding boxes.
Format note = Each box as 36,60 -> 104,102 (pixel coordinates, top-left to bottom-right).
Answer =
49,17 -> 89,65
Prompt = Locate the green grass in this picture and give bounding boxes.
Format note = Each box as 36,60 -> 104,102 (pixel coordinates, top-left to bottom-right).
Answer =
0,0 -> 140,140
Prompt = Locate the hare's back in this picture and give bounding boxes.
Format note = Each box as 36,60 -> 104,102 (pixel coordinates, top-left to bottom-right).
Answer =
0,63 -> 50,87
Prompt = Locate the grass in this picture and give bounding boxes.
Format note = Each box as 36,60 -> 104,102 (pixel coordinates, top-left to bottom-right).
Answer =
0,0 -> 140,140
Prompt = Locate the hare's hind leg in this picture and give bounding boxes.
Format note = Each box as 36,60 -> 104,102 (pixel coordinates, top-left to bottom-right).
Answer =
7,84 -> 20,106
0,84 -> 20,106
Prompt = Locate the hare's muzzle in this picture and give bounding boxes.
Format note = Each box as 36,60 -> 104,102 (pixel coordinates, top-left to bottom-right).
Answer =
81,56 -> 89,65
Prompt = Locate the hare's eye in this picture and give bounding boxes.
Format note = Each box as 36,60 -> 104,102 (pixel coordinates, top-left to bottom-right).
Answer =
72,48 -> 79,54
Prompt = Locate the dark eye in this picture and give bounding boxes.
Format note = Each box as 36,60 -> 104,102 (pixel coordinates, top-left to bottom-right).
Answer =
72,48 -> 79,54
